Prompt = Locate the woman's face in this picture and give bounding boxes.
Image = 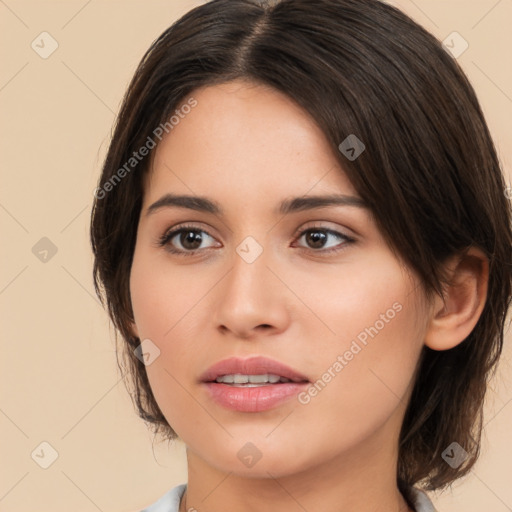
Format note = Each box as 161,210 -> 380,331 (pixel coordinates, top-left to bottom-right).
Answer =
130,79 -> 429,477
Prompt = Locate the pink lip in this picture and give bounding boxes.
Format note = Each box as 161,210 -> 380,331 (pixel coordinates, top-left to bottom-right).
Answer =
203,382 -> 309,412
199,356 -> 309,383
200,356 -> 310,413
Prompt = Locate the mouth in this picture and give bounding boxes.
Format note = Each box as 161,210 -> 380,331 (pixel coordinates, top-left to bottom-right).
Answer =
211,373 -> 307,387
199,355 -> 310,385
199,356 -> 310,412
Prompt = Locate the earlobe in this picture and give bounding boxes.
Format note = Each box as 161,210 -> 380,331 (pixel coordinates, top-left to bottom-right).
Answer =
424,247 -> 489,351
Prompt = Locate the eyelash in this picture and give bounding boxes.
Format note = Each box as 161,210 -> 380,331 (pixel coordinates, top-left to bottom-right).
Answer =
156,223 -> 356,257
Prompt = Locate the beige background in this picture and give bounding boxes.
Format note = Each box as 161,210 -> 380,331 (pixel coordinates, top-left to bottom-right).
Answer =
0,1 -> 511,511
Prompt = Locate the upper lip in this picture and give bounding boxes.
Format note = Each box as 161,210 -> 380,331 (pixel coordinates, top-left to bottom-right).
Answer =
200,356 -> 310,383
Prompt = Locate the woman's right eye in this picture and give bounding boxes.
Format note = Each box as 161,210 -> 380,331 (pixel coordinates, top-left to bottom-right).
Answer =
157,225 -> 218,255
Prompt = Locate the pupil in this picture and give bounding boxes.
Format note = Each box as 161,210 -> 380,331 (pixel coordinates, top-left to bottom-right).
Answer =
307,230 -> 326,248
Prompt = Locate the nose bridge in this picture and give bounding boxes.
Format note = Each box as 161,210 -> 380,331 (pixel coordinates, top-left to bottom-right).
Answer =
213,234 -> 288,335
227,234 -> 270,301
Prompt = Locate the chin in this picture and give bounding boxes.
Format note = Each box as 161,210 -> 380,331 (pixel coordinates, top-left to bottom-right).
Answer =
206,441 -> 313,479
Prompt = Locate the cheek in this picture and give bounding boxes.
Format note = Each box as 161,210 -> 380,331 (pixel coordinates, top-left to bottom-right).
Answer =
129,248 -> 220,436
300,289 -> 425,446
129,243 -> 214,339
292,252 -> 418,354
293,260 -> 425,435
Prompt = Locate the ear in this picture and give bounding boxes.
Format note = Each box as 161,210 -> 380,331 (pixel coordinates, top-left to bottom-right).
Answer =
424,247 -> 489,351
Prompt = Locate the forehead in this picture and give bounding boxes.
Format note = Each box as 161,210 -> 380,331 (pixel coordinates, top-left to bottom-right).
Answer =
144,80 -> 358,209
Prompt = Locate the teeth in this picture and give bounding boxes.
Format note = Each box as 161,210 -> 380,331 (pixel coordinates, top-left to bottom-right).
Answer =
214,373 -> 292,385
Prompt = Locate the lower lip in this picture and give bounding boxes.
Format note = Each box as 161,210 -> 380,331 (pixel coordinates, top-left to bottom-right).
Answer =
203,382 -> 309,412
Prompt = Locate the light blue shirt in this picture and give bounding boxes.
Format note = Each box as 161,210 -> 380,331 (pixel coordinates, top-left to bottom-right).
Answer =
141,483 -> 437,511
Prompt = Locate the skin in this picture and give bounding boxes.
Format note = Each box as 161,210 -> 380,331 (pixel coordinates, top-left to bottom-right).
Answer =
129,79 -> 488,512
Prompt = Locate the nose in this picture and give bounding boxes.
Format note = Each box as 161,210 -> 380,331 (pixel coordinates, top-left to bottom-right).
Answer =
213,246 -> 291,339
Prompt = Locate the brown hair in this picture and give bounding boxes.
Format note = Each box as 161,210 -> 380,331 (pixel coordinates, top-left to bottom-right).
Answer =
90,0 -> 512,500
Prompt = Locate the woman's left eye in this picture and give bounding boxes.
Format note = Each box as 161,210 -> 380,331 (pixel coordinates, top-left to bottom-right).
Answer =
156,224 -> 355,256
293,227 -> 355,253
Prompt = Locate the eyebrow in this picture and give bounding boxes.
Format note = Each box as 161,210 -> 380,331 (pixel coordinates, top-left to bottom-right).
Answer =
145,193 -> 368,217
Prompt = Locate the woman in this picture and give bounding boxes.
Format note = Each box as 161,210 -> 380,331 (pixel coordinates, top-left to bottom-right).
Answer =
90,1 -> 512,510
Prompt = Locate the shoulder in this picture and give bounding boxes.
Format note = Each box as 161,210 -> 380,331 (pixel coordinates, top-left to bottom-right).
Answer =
410,487 -> 437,512
140,483 -> 187,512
